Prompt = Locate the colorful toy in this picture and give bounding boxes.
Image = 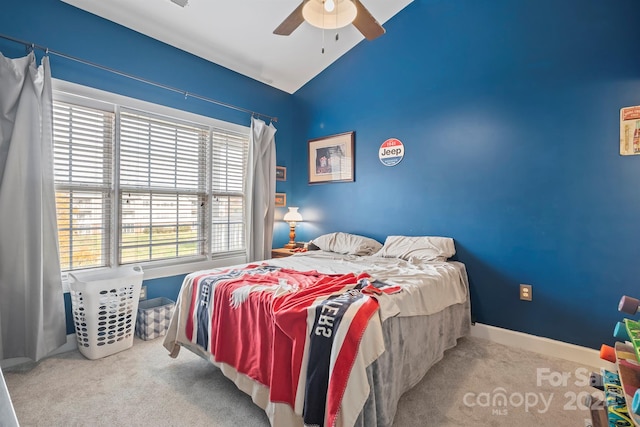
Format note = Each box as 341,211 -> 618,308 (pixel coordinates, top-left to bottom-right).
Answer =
615,342 -> 640,423
601,368 -> 633,426
619,295 -> 640,316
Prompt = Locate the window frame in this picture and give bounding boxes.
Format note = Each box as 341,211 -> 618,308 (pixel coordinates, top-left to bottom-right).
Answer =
53,79 -> 249,284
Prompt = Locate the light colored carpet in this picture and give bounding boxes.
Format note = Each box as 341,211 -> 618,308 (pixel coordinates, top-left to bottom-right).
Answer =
3,336 -> 595,426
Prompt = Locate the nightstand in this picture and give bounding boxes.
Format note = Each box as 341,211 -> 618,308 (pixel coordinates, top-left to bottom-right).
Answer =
271,248 -> 295,258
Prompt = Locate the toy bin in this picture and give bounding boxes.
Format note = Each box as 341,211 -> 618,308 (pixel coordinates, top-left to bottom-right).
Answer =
68,265 -> 143,360
135,297 -> 175,340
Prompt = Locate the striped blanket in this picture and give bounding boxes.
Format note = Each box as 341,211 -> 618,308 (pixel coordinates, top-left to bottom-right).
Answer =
182,264 -> 398,426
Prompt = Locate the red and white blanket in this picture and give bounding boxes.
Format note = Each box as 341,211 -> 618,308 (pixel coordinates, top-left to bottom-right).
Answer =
176,264 -> 399,427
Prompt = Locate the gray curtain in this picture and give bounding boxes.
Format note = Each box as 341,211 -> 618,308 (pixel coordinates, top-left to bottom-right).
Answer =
0,52 -> 66,361
245,117 -> 277,262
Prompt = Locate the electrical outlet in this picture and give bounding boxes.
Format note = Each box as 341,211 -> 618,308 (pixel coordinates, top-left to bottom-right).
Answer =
140,285 -> 147,300
520,284 -> 532,301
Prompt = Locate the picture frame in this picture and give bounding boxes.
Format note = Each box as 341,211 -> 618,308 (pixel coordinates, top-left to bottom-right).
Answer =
620,106 -> 640,156
275,193 -> 286,207
276,166 -> 287,181
308,131 -> 355,184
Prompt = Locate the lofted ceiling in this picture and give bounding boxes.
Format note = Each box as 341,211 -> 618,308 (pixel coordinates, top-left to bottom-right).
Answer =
60,0 -> 413,94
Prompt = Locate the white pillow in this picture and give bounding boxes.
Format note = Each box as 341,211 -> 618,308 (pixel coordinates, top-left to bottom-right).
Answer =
377,235 -> 455,261
310,232 -> 382,256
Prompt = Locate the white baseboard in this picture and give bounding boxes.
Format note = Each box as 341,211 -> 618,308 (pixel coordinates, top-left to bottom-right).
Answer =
470,323 -> 614,369
1,334 -> 78,369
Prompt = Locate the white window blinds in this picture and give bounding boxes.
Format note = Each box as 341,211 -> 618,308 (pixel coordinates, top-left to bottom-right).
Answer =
211,129 -> 248,254
53,101 -> 113,271
52,84 -> 250,273
119,110 -> 208,264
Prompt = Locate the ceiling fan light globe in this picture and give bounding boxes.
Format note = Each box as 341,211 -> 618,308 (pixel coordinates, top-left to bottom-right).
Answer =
302,0 -> 357,30
324,0 -> 335,13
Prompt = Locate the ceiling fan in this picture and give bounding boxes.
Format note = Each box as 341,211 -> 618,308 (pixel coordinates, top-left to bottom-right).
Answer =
274,0 -> 386,41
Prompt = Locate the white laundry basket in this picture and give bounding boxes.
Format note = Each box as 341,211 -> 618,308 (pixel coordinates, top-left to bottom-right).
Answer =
68,265 -> 144,360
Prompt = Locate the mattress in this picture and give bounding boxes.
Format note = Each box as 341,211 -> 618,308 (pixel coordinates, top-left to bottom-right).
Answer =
163,250 -> 471,427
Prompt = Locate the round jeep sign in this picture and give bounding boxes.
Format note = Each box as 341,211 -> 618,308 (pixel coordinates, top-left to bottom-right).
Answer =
379,138 -> 404,166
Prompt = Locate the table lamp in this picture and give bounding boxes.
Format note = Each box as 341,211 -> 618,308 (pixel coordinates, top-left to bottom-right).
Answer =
283,207 -> 303,249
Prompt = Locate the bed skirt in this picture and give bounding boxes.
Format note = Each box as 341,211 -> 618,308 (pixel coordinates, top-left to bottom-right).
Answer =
354,298 -> 471,427
178,297 -> 471,427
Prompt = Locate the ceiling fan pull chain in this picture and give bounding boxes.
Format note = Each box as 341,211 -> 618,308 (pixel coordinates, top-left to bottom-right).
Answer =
334,0 -> 340,43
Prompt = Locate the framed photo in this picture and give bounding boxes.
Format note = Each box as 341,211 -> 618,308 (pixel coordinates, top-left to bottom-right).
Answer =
308,131 -> 355,184
275,193 -> 286,207
276,166 -> 287,181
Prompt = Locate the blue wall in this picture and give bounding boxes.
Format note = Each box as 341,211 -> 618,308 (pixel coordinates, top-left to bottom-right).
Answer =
291,0 -> 640,349
0,0 -> 295,334
0,0 -> 296,211
5,0 -> 640,349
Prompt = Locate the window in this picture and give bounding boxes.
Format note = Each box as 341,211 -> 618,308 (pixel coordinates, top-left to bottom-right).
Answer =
118,110 -> 208,264
53,102 -> 113,270
211,129 -> 247,253
53,83 -> 249,272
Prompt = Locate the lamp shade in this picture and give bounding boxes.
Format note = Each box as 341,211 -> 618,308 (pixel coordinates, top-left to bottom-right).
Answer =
302,0 -> 358,30
283,207 -> 303,223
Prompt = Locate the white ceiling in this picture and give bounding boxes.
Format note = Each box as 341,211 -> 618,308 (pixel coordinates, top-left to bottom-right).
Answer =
60,0 -> 413,94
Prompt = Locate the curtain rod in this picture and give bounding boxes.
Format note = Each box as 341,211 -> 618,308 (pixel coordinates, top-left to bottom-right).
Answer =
0,33 -> 278,123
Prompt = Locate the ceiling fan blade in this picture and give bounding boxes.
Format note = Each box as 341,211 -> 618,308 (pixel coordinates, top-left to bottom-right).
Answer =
352,0 -> 385,40
274,2 -> 307,36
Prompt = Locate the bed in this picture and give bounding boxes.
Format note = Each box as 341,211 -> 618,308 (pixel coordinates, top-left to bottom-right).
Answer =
163,233 -> 471,427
